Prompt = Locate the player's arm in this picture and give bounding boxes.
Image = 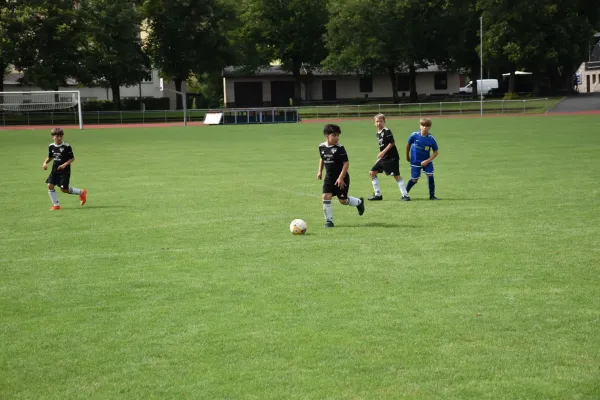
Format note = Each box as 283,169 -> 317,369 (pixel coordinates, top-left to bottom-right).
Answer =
421,150 -> 438,166
336,161 -> 349,188
378,142 -> 395,160
317,159 -> 324,180
57,157 -> 74,171
405,143 -> 411,162
42,157 -> 52,170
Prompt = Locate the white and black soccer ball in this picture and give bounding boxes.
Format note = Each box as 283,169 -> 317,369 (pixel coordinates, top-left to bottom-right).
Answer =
289,219 -> 307,235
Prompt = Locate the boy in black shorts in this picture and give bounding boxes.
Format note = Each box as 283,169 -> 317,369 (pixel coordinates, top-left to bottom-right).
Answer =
42,127 -> 87,210
368,113 -> 410,201
317,124 -> 364,228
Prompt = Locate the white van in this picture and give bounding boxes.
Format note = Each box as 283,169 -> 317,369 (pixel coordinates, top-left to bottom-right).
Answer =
459,79 -> 499,95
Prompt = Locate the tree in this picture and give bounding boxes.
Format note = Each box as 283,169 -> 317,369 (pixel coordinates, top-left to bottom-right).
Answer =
325,0 -> 441,103
7,0 -> 85,91
142,0 -> 234,109
78,0 -> 150,110
478,0 -> 600,93
235,0 -> 329,104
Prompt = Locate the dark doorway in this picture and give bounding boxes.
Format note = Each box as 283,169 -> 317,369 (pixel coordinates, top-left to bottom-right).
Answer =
322,80 -> 337,101
234,82 -> 263,107
587,75 -> 591,93
271,81 -> 295,106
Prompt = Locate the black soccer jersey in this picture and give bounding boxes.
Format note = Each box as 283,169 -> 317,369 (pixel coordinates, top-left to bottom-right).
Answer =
319,142 -> 349,178
48,142 -> 74,173
376,127 -> 400,159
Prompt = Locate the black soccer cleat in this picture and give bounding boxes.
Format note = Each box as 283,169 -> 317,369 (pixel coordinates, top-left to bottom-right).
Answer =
429,196 -> 440,200
401,195 -> 411,201
357,197 -> 365,216
324,221 -> 335,228
368,194 -> 383,201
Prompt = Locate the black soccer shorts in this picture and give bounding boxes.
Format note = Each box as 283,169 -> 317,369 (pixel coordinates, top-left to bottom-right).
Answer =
323,174 -> 350,200
46,171 -> 70,190
371,157 -> 400,176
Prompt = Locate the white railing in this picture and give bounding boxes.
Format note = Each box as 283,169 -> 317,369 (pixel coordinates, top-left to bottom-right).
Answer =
0,98 -> 552,126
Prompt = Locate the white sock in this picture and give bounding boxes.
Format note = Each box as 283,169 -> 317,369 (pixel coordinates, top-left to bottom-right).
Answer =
346,196 -> 361,207
323,200 -> 333,222
397,179 -> 408,196
48,190 -> 60,206
69,187 -> 82,195
371,176 -> 381,195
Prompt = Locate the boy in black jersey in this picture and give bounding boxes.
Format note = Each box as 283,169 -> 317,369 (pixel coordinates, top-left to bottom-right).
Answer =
42,128 -> 87,210
317,124 -> 364,228
368,113 -> 410,201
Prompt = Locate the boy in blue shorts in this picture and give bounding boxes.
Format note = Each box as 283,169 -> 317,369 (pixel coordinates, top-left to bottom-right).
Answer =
405,117 -> 439,200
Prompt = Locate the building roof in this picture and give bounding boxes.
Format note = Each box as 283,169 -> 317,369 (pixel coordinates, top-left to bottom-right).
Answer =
223,64 -> 450,78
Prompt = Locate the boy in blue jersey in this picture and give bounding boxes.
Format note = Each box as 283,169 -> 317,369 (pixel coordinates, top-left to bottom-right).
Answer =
405,117 -> 439,200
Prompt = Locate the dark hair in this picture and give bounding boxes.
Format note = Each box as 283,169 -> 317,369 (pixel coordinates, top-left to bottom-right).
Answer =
323,124 -> 342,135
51,127 -> 64,135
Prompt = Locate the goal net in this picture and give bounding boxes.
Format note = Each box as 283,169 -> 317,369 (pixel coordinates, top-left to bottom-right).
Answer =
0,90 -> 84,129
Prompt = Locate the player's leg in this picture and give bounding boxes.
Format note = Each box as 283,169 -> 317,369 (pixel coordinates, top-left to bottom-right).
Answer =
61,173 -> 87,205
338,176 -> 364,216
368,161 -> 383,200
424,163 -> 438,200
406,165 -> 421,193
46,174 -> 61,210
389,158 -> 409,200
322,178 -> 335,227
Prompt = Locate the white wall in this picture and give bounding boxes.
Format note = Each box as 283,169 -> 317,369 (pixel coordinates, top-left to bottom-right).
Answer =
224,72 -> 461,105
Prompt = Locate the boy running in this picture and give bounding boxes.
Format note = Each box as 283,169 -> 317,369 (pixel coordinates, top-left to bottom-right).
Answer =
43,127 -> 87,210
318,124 -> 365,228
368,114 -> 410,201
406,117 -> 439,200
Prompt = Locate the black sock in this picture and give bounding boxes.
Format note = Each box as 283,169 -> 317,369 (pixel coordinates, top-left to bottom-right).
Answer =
406,179 -> 416,192
428,175 -> 435,197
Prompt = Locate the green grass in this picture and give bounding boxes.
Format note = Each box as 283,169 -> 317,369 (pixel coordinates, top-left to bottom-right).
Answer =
1,115 -> 599,399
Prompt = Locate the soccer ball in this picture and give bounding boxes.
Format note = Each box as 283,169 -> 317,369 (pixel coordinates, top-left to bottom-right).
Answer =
290,219 -> 307,235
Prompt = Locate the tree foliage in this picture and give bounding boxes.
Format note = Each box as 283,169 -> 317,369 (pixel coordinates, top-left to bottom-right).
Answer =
142,0 -> 234,109
77,0 -> 150,110
235,0 -> 329,103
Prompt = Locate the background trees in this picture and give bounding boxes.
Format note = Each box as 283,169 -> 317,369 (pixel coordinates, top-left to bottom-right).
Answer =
0,0 -> 599,104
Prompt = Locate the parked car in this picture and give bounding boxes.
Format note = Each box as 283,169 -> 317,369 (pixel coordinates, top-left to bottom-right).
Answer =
459,79 -> 499,95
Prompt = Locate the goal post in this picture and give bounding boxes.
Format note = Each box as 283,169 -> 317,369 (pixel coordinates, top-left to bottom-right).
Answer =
0,90 -> 84,129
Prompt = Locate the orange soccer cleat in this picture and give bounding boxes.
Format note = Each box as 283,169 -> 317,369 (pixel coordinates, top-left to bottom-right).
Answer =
50,205 -> 61,210
79,189 -> 87,206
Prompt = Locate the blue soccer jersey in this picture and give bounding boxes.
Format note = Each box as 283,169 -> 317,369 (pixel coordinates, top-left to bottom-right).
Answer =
408,132 -> 438,164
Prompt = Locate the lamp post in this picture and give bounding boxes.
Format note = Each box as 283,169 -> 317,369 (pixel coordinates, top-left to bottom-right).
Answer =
480,16 -> 483,117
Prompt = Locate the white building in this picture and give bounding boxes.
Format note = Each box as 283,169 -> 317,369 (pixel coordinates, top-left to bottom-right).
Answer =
2,69 -> 185,110
575,33 -> 600,93
222,65 -> 461,107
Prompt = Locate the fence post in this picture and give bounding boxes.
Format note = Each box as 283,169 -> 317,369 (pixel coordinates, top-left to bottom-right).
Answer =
460,101 -> 462,114
51,112 -> 54,125
358,105 -> 360,118
419,103 -> 422,116
164,110 -> 167,122
142,110 -> 145,124
523,100 -> 526,113
502,100 -> 504,114
120,111 -> 123,124
439,102 -> 442,115
399,103 -> 401,116
27,112 -> 30,126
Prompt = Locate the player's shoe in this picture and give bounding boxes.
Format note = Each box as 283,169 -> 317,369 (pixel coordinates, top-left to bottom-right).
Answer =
324,221 -> 335,228
49,205 -> 61,210
79,189 -> 87,206
368,194 -> 383,201
357,197 -> 365,216
401,195 -> 411,201
429,196 -> 440,200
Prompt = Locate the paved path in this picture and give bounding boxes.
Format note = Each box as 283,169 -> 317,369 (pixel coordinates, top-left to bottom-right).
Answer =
548,93 -> 600,113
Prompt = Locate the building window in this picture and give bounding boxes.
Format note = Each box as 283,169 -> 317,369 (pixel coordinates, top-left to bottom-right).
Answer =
141,73 -> 153,83
397,74 -> 410,91
359,77 -> 373,93
434,72 -> 448,90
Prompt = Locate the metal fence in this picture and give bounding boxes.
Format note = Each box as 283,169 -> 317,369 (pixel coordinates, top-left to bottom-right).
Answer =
1,98 -> 552,126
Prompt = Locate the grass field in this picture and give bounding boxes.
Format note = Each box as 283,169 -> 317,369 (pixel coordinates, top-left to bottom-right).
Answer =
1,115 -> 599,399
